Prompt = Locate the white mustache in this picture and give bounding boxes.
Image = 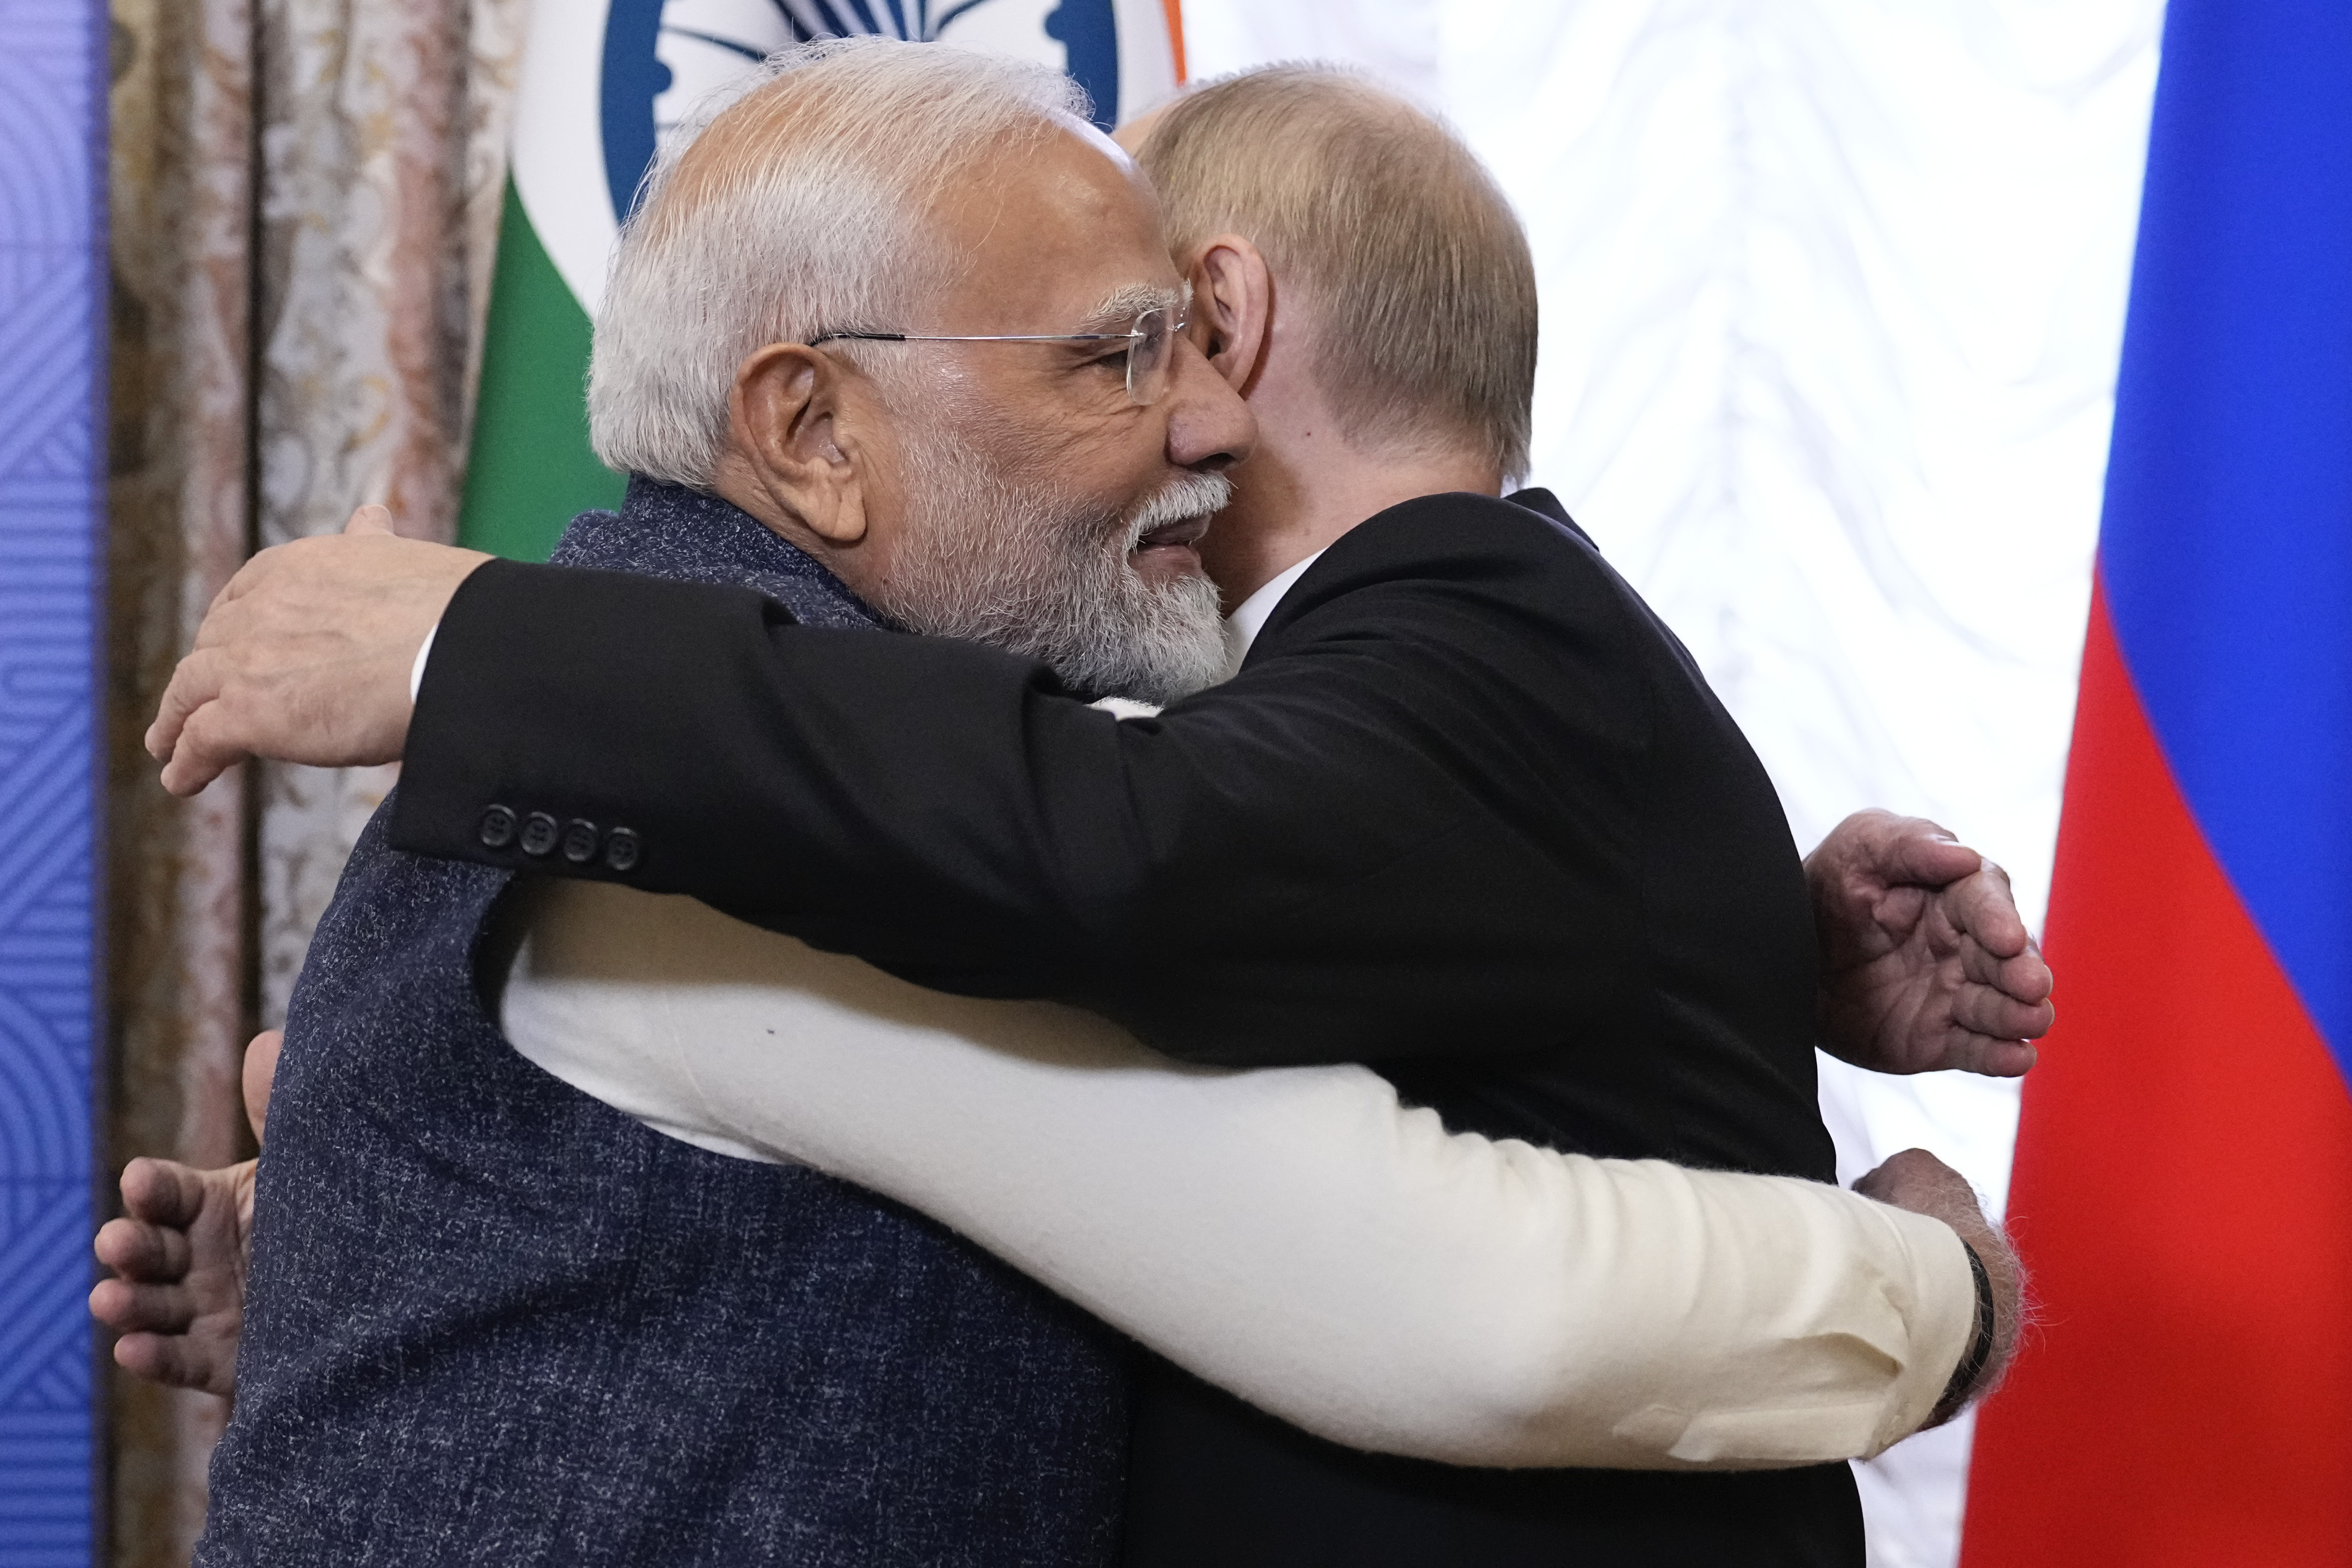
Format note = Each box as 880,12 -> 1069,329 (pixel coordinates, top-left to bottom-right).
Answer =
1123,471 -> 1235,549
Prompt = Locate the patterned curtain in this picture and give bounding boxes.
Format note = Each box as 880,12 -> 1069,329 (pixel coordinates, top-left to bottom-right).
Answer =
103,0 -> 526,1559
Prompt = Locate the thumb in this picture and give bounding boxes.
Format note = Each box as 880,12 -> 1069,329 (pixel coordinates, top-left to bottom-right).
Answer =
242,1030 -> 283,1145
1881,830 -> 1984,890
344,503 -> 395,537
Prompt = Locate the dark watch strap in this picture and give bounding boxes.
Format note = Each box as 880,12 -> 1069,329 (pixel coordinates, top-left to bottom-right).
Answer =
1940,1240 -> 1997,1410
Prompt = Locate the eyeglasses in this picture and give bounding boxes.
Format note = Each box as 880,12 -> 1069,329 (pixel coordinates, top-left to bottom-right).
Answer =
809,304 -> 1186,407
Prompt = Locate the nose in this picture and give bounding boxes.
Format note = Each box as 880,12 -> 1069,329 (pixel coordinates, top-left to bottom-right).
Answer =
1163,332 -> 1256,472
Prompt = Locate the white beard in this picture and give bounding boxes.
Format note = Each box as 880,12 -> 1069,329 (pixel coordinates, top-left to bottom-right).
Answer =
872,421 -> 1232,706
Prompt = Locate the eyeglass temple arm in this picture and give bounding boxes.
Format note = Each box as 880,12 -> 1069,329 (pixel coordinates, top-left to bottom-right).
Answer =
807,329 -> 1155,346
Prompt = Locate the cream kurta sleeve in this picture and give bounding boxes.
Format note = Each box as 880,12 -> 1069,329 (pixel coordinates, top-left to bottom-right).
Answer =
500,878 -> 1976,1471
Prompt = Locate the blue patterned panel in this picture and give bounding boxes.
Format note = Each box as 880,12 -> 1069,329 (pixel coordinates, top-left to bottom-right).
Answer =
0,0 -> 103,1564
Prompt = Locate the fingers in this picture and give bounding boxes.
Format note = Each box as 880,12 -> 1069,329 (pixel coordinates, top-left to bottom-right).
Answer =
117,1156 -> 210,1229
1938,960 -> 2053,1071
2012,944 -> 2055,1001
92,1155 -> 253,1399
1951,973 -> 2056,1041
1878,827 -> 1983,892
1944,864 -> 2034,962
1940,1034 -> 2040,1078
93,1213 -> 193,1283
157,694 -> 254,798
92,1259 -> 236,1396
242,1030 -> 282,1144
110,1327 -> 238,1398
1853,1146 -> 1973,1208
149,634 -> 269,796
88,1273 -> 194,1336
144,645 -> 230,765
1956,929 -> 2056,1014
1867,882 -> 1932,939
1851,1164 -> 1895,1203
110,1331 -> 186,1384
1975,1001 -> 2056,1048
1979,1039 -> 2038,1076
1847,809 -> 1978,881
148,562 -> 269,777
344,503 -> 394,536
1851,1154 -> 1913,1204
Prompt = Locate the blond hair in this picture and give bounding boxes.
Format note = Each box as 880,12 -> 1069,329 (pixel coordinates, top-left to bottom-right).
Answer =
1136,65 -> 1536,482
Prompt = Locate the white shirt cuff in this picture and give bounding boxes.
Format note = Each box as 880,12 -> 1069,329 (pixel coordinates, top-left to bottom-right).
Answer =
409,623 -> 438,704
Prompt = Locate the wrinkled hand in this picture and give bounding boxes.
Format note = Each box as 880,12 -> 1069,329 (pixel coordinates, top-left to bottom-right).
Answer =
89,1031 -> 281,1398
145,505 -> 491,796
1809,810 -> 2055,1077
1854,1147 -> 2023,1426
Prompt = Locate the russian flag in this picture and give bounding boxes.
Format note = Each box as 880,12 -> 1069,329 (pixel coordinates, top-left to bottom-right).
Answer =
1959,0 -> 2352,1561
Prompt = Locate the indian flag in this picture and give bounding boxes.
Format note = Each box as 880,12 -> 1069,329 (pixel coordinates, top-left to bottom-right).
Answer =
458,0 -> 1188,562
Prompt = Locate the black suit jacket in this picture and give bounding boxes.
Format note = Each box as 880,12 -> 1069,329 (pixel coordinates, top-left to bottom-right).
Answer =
395,489 -> 1863,1566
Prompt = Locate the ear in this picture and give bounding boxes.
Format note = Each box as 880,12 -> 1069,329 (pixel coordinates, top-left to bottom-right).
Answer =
728,343 -> 871,546
1187,232 -> 1272,396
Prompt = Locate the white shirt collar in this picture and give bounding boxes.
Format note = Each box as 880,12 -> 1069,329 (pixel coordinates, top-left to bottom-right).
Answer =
1222,549 -> 1327,674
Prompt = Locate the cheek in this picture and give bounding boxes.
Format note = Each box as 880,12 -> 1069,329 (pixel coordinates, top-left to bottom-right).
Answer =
952,364 -> 1171,522
1032,411 -> 1171,525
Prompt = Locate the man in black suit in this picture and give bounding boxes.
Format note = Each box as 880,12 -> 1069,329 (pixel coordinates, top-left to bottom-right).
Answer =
145,55 -> 2048,1566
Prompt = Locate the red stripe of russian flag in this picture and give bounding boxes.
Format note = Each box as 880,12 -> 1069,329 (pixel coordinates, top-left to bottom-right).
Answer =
1960,584 -> 2352,1562
1958,0 -> 2352,1551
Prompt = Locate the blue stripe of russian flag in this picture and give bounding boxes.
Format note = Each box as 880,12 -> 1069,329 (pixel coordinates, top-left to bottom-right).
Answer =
2099,0 -> 2352,1074
1963,3 -> 2352,1561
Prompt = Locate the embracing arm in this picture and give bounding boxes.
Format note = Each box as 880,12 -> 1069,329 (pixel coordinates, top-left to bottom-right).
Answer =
151,506 -> 2051,1071
392,560 -> 1139,996
502,879 -> 1992,1470
87,881 -> 2018,1450
400,560 -> 2058,1074
392,506 -> 1656,1065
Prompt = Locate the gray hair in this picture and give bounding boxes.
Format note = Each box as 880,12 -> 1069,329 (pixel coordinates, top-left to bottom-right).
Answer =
589,38 -> 1091,488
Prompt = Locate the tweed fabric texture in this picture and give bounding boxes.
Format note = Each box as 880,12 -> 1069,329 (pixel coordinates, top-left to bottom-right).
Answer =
196,480 -> 1128,1567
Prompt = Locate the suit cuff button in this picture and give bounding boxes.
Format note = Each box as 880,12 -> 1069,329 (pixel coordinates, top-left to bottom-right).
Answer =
603,827 -> 641,873
560,819 -> 600,864
519,811 -> 559,857
478,805 -> 517,849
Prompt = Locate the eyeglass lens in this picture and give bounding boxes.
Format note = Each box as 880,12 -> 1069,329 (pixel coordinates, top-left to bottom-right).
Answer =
1129,307 -> 1174,407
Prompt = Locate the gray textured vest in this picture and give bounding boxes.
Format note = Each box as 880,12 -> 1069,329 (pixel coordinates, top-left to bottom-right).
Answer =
198,480 -> 1129,1567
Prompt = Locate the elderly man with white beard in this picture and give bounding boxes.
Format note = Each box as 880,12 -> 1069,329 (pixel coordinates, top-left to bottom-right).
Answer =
121,41 -> 2044,1568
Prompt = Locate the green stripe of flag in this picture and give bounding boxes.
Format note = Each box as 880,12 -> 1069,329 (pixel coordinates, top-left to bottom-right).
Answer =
457,179 -> 624,562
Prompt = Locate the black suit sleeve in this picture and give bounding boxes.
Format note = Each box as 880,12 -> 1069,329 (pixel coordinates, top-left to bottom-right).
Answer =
392,499 -> 1653,1065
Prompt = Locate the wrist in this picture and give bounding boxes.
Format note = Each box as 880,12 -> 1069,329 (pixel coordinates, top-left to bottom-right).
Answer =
1934,1239 -> 1997,1418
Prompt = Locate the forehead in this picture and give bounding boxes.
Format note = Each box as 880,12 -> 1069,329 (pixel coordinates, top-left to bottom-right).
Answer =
929,123 -> 1182,331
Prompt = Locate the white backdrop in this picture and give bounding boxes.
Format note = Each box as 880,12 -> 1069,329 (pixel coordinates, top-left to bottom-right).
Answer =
1178,3 -> 2164,1564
